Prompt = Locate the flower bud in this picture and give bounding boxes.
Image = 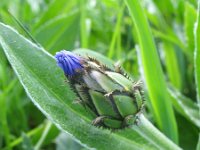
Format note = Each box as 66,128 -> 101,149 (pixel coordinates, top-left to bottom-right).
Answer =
55,50 -> 144,129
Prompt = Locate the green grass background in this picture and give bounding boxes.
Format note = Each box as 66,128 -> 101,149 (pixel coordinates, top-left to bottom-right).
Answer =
0,0 -> 199,149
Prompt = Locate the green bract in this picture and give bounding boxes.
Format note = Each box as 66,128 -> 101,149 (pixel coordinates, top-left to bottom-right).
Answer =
55,51 -> 145,129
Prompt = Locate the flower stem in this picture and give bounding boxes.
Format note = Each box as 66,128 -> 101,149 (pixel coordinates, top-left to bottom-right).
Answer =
132,115 -> 182,150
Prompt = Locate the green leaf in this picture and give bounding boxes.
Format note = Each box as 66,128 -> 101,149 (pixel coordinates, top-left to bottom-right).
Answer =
151,0 -> 174,19
168,86 -> 200,128
184,2 -> 197,52
194,0 -> 200,117
163,43 -> 182,89
32,0 -> 78,30
0,23 -> 181,150
33,11 -> 79,53
125,0 -> 178,143
108,3 -> 125,59
3,121 -> 46,149
21,133 -> 34,150
176,114 -> 199,150
197,134 -> 200,150
80,0 -> 89,48
152,29 -> 185,51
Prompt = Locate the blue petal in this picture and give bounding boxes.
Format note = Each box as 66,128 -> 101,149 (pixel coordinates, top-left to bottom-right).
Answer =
64,57 -> 74,75
55,50 -> 83,76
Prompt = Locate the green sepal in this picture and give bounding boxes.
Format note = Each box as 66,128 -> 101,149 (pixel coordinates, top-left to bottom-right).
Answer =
103,118 -> 122,129
114,95 -> 138,117
89,90 -> 118,118
82,74 -> 104,92
90,70 -> 123,92
105,71 -> 132,91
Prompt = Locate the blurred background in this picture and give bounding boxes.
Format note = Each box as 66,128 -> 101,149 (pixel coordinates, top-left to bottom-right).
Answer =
0,0 -> 199,149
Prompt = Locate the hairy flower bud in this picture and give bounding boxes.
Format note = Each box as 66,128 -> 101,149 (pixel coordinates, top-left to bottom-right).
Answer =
55,50 -> 145,129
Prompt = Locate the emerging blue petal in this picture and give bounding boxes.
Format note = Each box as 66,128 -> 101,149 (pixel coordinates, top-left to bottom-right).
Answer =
55,50 -> 83,76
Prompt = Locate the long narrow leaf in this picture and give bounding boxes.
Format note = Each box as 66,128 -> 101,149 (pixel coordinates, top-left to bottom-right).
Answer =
32,0 -> 77,30
168,86 -> 200,128
33,11 -> 79,52
194,0 -> 200,116
125,0 -> 178,143
184,2 -> 197,53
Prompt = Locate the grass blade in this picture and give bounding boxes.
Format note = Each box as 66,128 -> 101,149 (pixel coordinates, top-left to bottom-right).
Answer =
33,11 -> 79,52
184,2 -> 197,53
163,43 -> 182,89
80,0 -> 89,48
194,0 -> 200,116
168,86 -> 200,128
108,3 -> 125,59
32,0 -> 77,30
125,0 -> 178,143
